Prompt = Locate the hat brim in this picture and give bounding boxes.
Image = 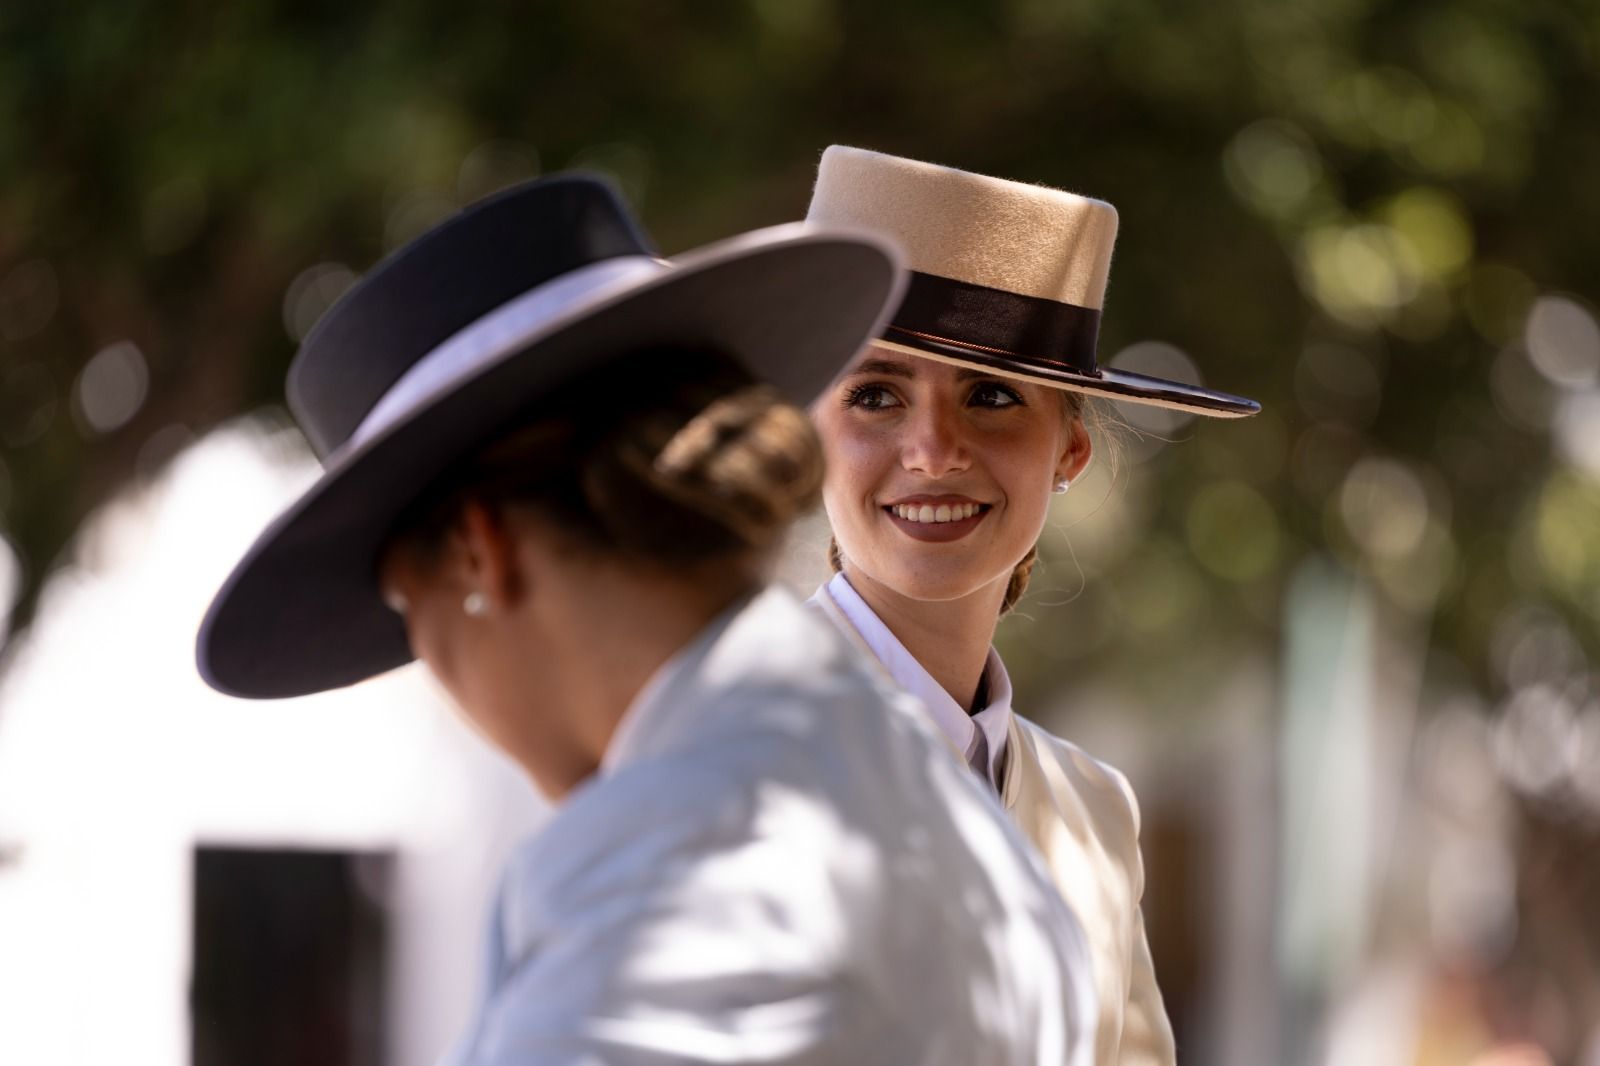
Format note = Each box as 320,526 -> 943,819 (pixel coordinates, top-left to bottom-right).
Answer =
199,224 -> 903,699
873,336 -> 1260,418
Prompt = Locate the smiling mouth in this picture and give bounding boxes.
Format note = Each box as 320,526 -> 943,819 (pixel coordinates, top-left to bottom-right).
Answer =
882,500 -> 990,543
886,502 -> 988,524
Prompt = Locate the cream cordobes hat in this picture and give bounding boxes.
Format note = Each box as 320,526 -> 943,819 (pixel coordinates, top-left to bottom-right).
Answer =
807,146 -> 1259,418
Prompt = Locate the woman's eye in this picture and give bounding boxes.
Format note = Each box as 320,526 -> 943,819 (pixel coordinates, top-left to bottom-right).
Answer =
842,383 -> 902,411
970,381 -> 1024,408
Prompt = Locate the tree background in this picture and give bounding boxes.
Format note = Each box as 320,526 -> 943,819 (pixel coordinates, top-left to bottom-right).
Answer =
3,1 -> 1598,1062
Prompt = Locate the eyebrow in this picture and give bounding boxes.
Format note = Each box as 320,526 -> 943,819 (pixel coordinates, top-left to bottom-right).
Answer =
846,357 -> 916,379
844,356 -> 1004,384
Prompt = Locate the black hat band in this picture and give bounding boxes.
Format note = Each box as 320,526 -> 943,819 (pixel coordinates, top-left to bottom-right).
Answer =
887,271 -> 1103,377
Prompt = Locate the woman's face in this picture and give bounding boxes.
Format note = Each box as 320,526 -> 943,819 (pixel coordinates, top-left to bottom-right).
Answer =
812,348 -> 1090,606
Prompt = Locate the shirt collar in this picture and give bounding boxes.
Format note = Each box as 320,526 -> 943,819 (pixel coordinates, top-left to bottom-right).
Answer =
818,573 -> 1013,785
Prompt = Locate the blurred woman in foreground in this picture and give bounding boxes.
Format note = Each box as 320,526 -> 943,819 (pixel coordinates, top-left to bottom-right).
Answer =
198,174 -> 1096,1064
805,146 -> 1261,1065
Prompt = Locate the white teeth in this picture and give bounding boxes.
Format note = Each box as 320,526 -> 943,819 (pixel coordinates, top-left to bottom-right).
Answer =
892,503 -> 982,523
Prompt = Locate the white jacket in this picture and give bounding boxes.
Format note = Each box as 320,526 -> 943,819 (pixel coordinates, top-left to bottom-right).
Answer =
445,587 -> 1097,1065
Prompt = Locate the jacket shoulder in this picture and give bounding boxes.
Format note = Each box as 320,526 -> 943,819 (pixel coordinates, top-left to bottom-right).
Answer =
1013,714 -> 1143,842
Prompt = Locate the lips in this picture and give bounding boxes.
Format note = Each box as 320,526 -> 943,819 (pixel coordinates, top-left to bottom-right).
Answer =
881,496 -> 990,543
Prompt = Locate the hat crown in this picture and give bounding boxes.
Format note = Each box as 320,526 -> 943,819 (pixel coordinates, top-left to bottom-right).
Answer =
288,175 -> 656,458
801,146 -> 1259,420
806,145 -> 1118,310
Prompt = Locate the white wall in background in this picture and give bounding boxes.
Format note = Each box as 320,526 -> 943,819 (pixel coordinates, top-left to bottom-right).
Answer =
0,419 -> 549,1066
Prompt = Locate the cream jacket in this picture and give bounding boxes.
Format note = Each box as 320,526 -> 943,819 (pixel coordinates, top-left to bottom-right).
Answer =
811,580 -> 1176,1065
1000,716 -> 1176,1066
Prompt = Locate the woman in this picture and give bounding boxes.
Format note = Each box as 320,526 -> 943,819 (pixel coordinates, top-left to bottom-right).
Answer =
805,146 -> 1261,1066
197,174 -> 1097,1064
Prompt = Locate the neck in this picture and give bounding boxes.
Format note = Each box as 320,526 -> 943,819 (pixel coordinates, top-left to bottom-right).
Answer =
840,563 -> 1004,713
510,561 -> 757,798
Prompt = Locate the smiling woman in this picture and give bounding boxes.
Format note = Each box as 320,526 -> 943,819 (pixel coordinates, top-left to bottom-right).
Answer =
803,145 -> 1261,1066
815,354 -> 1088,610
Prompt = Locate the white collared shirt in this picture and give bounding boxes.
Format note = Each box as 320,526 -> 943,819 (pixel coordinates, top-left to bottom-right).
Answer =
813,573 -> 1013,788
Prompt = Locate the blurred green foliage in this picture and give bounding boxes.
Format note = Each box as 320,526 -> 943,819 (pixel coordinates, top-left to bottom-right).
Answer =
2,0 -> 1598,707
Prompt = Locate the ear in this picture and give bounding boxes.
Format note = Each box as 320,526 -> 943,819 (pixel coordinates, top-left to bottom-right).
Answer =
448,499 -> 530,611
1056,414 -> 1094,485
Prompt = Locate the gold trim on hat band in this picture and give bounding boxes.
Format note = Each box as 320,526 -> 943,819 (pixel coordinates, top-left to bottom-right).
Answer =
876,335 -> 1262,418
885,324 -> 1074,365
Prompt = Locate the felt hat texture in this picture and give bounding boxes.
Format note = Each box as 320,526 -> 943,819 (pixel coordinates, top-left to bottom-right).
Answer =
199,174 -> 904,699
807,145 -> 1259,418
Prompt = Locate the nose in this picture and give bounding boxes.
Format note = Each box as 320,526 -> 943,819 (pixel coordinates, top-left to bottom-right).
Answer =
900,401 -> 970,478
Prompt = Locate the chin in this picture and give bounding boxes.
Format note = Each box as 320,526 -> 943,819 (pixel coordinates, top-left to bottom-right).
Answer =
862,558 -> 1011,606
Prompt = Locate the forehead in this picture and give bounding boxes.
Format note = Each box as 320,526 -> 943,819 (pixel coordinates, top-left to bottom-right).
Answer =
839,350 -> 991,383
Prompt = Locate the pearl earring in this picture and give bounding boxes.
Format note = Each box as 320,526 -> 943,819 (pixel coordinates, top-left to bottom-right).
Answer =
381,588 -> 409,615
1053,476 -> 1072,495
463,591 -> 489,617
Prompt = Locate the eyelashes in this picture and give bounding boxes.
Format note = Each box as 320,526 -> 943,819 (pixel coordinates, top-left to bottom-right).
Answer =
832,376 -> 1030,412
838,380 -> 1028,412
840,383 -> 897,410
970,382 -> 1025,408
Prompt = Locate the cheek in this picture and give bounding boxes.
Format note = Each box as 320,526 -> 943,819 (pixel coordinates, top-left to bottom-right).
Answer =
401,615 -> 442,678
816,413 -> 888,506
401,599 -> 464,691
1005,480 -> 1053,544
990,427 -> 1063,530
